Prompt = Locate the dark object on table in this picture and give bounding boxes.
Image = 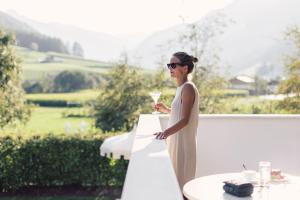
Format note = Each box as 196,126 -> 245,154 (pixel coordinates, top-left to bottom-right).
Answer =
223,181 -> 254,197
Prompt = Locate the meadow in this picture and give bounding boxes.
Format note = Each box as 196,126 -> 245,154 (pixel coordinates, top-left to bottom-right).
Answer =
15,46 -> 112,82
26,89 -> 99,103
1,90 -> 100,136
2,90 -> 278,136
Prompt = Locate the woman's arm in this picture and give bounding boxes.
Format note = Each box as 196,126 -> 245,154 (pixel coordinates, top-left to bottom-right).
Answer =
155,84 -> 195,139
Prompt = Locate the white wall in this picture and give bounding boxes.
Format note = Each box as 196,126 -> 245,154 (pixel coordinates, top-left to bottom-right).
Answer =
159,115 -> 300,177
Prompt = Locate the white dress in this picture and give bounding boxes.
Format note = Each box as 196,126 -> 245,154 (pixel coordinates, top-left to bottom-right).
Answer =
166,81 -> 199,190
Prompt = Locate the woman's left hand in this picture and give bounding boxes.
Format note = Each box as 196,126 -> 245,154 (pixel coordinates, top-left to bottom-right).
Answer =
153,131 -> 169,140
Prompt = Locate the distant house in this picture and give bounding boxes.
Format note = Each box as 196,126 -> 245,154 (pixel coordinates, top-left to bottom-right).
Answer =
229,75 -> 255,91
40,55 -> 63,63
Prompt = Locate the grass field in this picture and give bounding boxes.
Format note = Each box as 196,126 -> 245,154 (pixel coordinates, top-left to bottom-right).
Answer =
26,90 -> 100,103
1,107 -> 96,136
3,80 -> 274,136
6,88 -> 172,135
14,46 -> 113,81
21,88 -> 263,134
1,90 -> 101,135
27,107 -> 95,134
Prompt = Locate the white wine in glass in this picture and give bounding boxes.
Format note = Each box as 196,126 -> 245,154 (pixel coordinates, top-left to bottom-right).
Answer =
149,91 -> 161,114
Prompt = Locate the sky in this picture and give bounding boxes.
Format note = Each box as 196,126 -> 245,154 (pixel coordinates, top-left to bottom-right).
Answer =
0,0 -> 234,35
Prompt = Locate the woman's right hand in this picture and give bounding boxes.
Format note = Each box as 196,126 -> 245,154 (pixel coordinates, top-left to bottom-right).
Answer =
153,102 -> 170,114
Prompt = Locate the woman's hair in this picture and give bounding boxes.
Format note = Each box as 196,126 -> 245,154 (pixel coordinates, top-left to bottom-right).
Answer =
173,52 -> 198,74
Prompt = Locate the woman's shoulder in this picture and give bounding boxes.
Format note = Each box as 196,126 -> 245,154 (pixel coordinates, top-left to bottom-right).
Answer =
182,81 -> 198,94
183,81 -> 196,89
182,82 -> 195,94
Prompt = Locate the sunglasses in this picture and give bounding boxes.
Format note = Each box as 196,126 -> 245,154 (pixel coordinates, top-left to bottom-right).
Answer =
166,63 -> 184,69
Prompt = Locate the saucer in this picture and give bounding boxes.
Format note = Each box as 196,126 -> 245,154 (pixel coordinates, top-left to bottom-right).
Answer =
271,176 -> 288,183
271,173 -> 289,183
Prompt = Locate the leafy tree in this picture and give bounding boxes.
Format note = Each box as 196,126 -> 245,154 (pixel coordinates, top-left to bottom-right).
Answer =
277,26 -> 300,113
149,45 -> 176,89
253,75 -> 269,95
53,71 -> 96,93
178,12 -> 231,113
94,64 -> 148,132
144,67 -> 174,91
0,30 -> 30,127
22,80 -> 44,93
15,31 -> 69,54
72,41 -> 84,57
152,67 -> 167,90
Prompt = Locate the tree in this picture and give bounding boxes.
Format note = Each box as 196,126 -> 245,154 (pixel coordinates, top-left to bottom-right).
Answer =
151,45 -> 175,89
72,41 -> 84,57
178,12 -> 231,113
0,30 -> 30,127
277,26 -> 300,113
22,80 -> 44,93
15,31 -> 69,54
278,26 -> 300,97
53,71 -> 95,93
148,51 -> 171,90
253,75 -> 269,95
94,64 -> 148,132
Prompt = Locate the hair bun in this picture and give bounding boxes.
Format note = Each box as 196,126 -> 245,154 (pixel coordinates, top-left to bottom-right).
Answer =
192,56 -> 198,63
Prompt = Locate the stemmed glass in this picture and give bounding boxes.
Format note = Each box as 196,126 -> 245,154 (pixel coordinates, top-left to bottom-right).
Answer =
149,91 -> 161,114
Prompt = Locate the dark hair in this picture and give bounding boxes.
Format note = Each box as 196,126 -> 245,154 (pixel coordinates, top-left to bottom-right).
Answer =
173,52 -> 198,74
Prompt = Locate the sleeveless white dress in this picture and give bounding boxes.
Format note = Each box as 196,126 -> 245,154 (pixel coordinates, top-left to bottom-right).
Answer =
166,81 -> 199,190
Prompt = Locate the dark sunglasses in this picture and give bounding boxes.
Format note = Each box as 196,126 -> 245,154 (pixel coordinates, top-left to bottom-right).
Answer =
166,63 -> 184,69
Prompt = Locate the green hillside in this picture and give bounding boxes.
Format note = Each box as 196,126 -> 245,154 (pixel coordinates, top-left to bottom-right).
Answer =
15,46 -> 114,81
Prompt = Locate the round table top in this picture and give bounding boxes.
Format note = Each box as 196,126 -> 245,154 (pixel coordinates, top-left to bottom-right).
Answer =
183,173 -> 300,200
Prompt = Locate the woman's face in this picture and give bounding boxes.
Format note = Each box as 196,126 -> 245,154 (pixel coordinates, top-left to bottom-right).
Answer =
168,56 -> 188,78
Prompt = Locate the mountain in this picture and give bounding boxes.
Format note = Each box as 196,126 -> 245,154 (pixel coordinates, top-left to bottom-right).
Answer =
217,0 -> 300,78
8,11 -> 148,62
0,11 -> 69,54
129,24 -> 186,68
4,0 -> 300,78
131,0 -> 300,79
0,10 -> 36,33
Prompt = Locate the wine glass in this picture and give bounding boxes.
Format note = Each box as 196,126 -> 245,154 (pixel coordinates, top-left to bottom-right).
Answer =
149,91 -> 161,114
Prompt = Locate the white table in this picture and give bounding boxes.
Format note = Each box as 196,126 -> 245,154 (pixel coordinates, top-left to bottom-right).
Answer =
183,173 -> 300,200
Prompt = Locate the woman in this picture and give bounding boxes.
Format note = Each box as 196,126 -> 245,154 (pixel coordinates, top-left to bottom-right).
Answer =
154,52 -> 199,190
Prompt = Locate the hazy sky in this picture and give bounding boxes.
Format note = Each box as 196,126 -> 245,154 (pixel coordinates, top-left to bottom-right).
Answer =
0,0 -> 233,35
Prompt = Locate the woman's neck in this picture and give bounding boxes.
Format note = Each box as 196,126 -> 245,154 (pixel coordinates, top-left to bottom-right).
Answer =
176,76 -> 188,87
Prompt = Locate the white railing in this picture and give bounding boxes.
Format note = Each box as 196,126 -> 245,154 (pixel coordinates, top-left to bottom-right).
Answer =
121,114 -> 183,200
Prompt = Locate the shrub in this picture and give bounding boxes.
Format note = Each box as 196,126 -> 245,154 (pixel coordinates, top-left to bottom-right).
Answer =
26,99 -> 82,107
22,81 -> 44,93
53,71 -> 100,93
0,133 -> 128,192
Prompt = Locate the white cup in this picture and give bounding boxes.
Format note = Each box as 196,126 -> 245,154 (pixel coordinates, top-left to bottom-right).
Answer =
242,170 -> 257,182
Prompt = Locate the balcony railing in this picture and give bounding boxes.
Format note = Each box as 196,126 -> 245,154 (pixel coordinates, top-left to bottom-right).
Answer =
121,114 -> 183,200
